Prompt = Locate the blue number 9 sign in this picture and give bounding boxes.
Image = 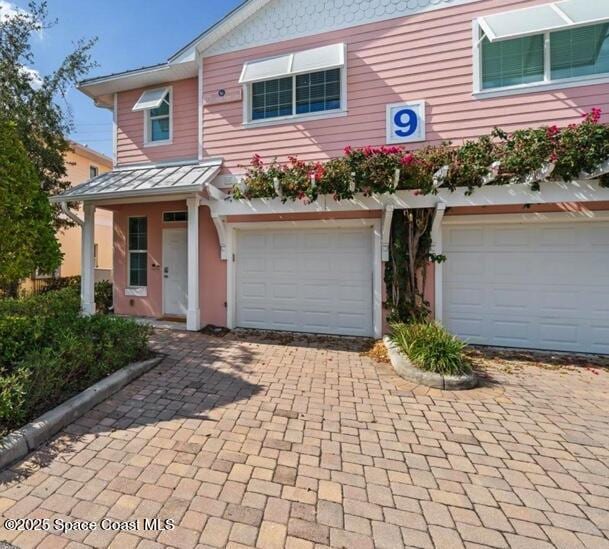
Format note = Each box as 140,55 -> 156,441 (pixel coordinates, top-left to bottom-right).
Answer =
386,101 -> 426,144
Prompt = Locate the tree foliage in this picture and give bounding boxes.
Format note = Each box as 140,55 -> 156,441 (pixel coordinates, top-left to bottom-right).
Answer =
0,119 -> 62,293
0,0 -> 97,228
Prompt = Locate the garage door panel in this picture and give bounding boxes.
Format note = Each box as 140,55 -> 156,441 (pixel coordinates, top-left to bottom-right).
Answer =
492,227 -> 531,247
236,227 -> 373,337
446,228 -> 484,248
590,325 -> 609,353
538,226 -> 576,247
241,282 -> 267,298
444,221 -> 609,353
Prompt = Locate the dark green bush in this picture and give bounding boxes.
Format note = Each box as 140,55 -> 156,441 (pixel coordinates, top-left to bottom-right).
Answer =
40,276 -> 113,313
0,287 -> 150,434
391,322 -> 472,376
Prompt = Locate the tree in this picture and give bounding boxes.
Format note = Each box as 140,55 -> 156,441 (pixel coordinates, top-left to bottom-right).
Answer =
0,0 -> 97,229
0,119 -> 62,296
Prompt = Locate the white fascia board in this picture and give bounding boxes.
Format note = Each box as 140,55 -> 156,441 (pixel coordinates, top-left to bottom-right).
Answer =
209,181 -> 609,216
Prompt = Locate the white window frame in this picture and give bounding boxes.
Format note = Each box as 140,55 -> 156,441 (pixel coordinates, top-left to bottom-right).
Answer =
127,216 -> 148,289
472,19 -> 609,98
162,210 -> 188,223
242,65 -> 348,127
143,86 -> 173,147
90,165 -> 99,179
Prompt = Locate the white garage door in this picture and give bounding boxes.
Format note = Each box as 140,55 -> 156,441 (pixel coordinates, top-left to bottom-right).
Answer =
443,220 -> 609,354
236,227 -> 373,336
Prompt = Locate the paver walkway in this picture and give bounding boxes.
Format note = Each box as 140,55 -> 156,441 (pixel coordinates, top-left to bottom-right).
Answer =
0,329 -> 608,549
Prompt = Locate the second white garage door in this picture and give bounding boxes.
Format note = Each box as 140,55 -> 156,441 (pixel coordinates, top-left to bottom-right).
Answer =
443,219 -> 609,354
235,227 -> 373,336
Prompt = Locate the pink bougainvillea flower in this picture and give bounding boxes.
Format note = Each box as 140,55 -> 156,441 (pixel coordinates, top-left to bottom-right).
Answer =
251,154 -> 263,168
343,145 -> 352,155
401,153 -> 415,166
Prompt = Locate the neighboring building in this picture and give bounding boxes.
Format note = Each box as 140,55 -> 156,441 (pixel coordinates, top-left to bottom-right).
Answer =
58,142 -> 113,280
53,0 -> 609,354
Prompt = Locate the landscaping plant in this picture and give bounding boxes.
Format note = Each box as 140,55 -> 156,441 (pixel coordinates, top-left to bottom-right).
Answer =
390,322 -> 472,376
0,287 -> 150,435
233,110 -> 609,201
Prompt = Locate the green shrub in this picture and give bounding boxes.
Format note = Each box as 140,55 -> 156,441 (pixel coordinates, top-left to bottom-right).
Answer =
390,322 -> 472,376
40,276 -> 113,313
94,280 -> 113,314
0,287 -> 151,434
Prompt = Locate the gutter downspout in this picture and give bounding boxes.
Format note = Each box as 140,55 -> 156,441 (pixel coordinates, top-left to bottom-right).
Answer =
61,201 -> 84,227
430,201 -> 446,323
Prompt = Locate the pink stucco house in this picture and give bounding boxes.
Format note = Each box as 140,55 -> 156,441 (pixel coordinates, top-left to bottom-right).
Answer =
53,0 -> 609,354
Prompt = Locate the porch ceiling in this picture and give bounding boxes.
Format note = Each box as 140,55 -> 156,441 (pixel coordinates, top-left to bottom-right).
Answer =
50,159 -> 222,203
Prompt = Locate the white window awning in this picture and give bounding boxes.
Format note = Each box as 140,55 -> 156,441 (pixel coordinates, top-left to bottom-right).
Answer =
239,43 -> 345,84
132,87 -> 169,111
479,0 -> 609,42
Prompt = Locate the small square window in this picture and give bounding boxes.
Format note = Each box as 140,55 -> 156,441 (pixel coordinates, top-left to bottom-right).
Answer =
90,165 -> 99,178
163,211 -> 188,223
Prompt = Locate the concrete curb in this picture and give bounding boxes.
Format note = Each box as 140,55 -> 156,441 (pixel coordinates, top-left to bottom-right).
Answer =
0,356 -> 162,470
383,337 -> 477,390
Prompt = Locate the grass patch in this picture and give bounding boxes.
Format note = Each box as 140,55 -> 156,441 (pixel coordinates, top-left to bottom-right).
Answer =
390,322 -> 472,376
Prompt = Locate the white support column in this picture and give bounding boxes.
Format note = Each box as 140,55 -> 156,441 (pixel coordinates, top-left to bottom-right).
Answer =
430,202 -> 446,323
186,196 -> 201,331
82,202 -> 96,315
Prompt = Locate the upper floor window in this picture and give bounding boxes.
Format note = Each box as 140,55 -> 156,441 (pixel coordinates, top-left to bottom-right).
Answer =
132,87 -> 172,145
90,165 -> 99,178
475,1 -> 609,94
240,43 -> 346,124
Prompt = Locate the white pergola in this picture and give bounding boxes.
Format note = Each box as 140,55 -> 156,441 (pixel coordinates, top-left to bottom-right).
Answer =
52,160 -> 609,331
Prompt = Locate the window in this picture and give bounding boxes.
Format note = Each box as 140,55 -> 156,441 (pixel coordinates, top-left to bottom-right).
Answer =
551,24 -> 609,80
252,77 -> 293,120
146,90 -> 171,144
240,43 -> 346,124
90,165 -> 99,178
477,21 -> 609,92
296,68 -> 341,114
128,217 -> 147,287
163,211 -> 188,223
250,69 -> 342,121
94,243 -> 99,268
481,34 -> 545,89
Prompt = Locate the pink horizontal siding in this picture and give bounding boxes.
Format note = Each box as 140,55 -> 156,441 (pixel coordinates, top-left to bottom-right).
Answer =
109,200 -> 226,326
202,0 -> 609,175
116,78 -> 198,166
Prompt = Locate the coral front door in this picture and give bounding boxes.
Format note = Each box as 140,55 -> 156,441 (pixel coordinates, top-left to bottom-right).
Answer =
163,228 -> 188,317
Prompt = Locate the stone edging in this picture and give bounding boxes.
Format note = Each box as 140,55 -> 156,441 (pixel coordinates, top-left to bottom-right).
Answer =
383,337 -> 477,391
0,356 -> 162,470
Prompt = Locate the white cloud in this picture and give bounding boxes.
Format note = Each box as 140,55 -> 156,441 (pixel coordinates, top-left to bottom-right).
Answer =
19,65 -> 43,89
0,0 -> 24,22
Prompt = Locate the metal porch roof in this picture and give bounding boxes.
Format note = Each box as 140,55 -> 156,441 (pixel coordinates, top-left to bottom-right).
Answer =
51,160 -> 222,202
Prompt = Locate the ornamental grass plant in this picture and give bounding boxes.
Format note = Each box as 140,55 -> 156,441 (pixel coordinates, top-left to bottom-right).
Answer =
390,322 -> 472,376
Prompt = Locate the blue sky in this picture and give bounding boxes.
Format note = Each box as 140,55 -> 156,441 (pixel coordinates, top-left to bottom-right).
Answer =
9,0 -> 243,157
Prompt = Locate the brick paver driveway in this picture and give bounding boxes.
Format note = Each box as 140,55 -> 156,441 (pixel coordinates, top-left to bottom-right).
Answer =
1,330 -> 608,549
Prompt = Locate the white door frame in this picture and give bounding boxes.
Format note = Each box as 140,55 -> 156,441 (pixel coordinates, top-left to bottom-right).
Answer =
162,227 -> 188,317
226,218 -> 383,339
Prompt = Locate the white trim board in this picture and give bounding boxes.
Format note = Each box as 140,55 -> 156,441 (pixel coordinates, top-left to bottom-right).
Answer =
205,181 -> 609,217
442,210 -> 609,225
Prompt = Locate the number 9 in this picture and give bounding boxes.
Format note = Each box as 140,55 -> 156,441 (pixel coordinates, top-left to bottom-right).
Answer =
394,108 -> 418,138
